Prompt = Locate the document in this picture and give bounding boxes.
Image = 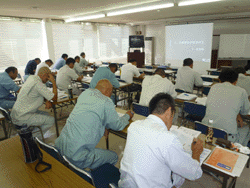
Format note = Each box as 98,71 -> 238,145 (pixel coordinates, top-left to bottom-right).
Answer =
176,93 -> 197,100
203,81 -> 213,86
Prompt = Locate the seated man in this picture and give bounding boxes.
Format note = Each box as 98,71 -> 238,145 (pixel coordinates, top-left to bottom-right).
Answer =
56,58 -> 83,95
139,68 -> 177,106
55,79 -> 133,169
73,56 -> 83,75
52,53 -> 68,71
0,67 -> 20,109
175,58 -> 203,93
90,63 -> 119,89
119,93 -> 203,188
79,52 -> 95,76
35,59 -> 54,75
234,67 -> 250,99
24,58 -> 41,81
11,67 -> 57,138
202,69 -> 250,146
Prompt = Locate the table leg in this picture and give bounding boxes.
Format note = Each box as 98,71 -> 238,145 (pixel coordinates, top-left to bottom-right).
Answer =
222,176 -> 228,188
1,120 -> 8,139
114,88 -> 117,107
53,105 -> 59,137
106,136 -> 109,150
128,87 -> 131,109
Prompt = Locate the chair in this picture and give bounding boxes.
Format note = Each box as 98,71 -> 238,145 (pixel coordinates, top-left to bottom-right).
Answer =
119,63 -> 124,68
201,76 -> 213,82
116,75 -> 120,79
63,156 -> 120,188
211,71 -> 220,76
183,102 -> 206,125
175,89 -> 185,93
0,107 -> 45,141
132,102 -> 149,117
35,137 -> 63,162
145,65 -> 153,69
202,87 -> 210,96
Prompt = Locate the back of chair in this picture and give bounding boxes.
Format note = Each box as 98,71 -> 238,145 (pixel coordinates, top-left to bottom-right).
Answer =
213,127 -> 228,140
175,89 -> 185,93
183,102 -> 206,119
0,107 -> 11,122
116,75 -> 120,79
119,63 -> 124,68
35,137 -> 63,162
62,155 -> 94,185
201,77 -> 213,82
202,87 -> 210,96
132,102 -> 149,117
145,66 -> 153,69
195,121 -> 208,135
211,71 -> 220,76
157,66 -> 167,70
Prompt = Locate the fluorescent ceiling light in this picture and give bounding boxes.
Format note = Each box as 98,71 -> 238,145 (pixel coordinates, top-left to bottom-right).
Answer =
179,0 -> 221,6
107,3 -> 174,17
65,14 -> 105,23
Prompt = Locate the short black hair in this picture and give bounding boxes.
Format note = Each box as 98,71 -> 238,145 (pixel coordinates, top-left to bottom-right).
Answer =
45,59 -> 53,64
219,68 -> 238,83
62,54 -> 68,59
129,59 -> 136,63
66,58 -> 75,65
183,58 -> 193,66
154,68 -> 165,77
109,63 -> 118,72
34,58 -> 41,62
75,56 -> 80,61
149,93 -> 176,115
5,66 -> 17,74
80,52 -> 85,57
234,67 -> 246,74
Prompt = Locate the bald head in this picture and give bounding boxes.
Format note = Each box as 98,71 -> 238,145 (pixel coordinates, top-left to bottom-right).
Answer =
38,67 -> 51,83
95,79 -> 113,97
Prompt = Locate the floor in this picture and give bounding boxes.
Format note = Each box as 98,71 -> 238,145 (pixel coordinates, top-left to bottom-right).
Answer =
1,102 -> 250,188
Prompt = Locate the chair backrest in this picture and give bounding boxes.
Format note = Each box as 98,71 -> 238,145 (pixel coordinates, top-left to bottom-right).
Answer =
62,155 -> 94,185
211,71 -> 220,76
35,137 -> 63,162
82,83 -> 89,89
145,66 -> 153,69
201,77 -> 213,82
157,66 -> 167,70
116,75 -> 120,79
132,102 -> 149,117
183,102 -> 206,119
0,107 -> 11,122
119,63 -> 124,68
118,79 -> 126,83
195,121 -> 228,140
202,87 -> 210,96
175,89 -> 185,93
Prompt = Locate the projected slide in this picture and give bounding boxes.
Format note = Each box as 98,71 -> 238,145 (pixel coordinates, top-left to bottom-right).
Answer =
165,23 -> 213,74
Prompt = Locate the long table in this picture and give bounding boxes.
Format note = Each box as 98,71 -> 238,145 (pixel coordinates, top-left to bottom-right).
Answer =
0,136 -> 94,187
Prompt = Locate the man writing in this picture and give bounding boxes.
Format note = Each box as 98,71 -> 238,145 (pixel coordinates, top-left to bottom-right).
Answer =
119,93 -> 203,188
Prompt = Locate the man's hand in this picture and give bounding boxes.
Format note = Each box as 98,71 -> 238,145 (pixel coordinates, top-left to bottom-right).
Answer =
45,100 -> 52,109
191,138 -> 203,162
237,114 -> 244,127
126,110 -> 134,120
104,128 -> 109,140
48,74 -> 56,83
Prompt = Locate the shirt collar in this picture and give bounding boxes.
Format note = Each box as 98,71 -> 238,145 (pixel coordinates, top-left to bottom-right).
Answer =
4,72 -> 11,79
147,114 -> 168,130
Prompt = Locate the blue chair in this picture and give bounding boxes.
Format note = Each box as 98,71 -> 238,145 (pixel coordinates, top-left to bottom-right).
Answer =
201,77 -> 213,82
35,137 -> 63,162
175,89 -> 185,93
203,87 -> 210,96
132,102 -> 149,117
116,75 -> 120,79
211,71 -> 220,76
183,102 -> 206,124
145,66 -> 153,69
119,63 -> 124,68
157,66 -> 168,70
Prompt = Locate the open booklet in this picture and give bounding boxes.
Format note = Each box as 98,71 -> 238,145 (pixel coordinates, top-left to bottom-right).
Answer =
170,126 -> 211,165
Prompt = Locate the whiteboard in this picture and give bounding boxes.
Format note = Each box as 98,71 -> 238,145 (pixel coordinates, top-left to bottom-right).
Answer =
218,34 -> 250,58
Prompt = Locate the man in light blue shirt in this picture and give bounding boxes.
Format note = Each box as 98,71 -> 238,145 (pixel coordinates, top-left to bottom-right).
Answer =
52,53 -> 68,70
0,67 -> 20,109
55,79 -> 133,169
90,64 -> 120,89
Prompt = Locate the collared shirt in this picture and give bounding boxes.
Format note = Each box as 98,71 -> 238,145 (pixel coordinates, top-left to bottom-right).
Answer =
0,72 -> 20,100
202,82 -> 250,134
120,63 -> 140,84
53,58 -> 66,70
175,66 -> 203,93
11,75 -> 54,124
35,62 -> 50,76
55,89 -> 130,166
119,115 -> 202,188
56,65 -> 78,91
139,74 -> 177,106
24,59 -> 37,75
236,73 -> 250,96
79,58 -> 88,68
90,67 -> 120,89
73,62 -> 83,75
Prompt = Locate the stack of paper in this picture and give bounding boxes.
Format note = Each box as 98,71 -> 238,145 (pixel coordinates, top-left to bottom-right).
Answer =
47,88 -> 68,99
203,81 -> 213,86
195,97 -> 207,106
176,93 -> 197,100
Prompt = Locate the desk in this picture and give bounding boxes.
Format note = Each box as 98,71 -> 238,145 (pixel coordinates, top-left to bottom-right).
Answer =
206,69 -> 220,75
0,136 -> 94,187
0,114 -> 7,140
201,74 -> 219,81
138,68 -> 155,75
52,95 -> 78,137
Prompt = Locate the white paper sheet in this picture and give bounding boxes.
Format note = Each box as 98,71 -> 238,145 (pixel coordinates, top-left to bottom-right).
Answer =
176,93 -> 197,100
203,81 -> 213,86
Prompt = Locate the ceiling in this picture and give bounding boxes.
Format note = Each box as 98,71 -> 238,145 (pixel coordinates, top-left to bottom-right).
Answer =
1,0 -> 250,24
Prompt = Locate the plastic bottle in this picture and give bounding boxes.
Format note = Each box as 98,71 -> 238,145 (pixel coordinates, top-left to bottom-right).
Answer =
68,84 -> 73,99
206,119 -> 214,143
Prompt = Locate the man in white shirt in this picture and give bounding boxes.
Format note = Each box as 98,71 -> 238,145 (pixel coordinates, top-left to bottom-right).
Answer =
234,67 -> 250,99
119,93 -> 203,188
139,68 -> 177,106
202,69 -> 250,146
35,59 -> 53,75
175,58 -> 203,93
11,67 -> 57,138
56,58 -> 83,95
73,56 -> 83,75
